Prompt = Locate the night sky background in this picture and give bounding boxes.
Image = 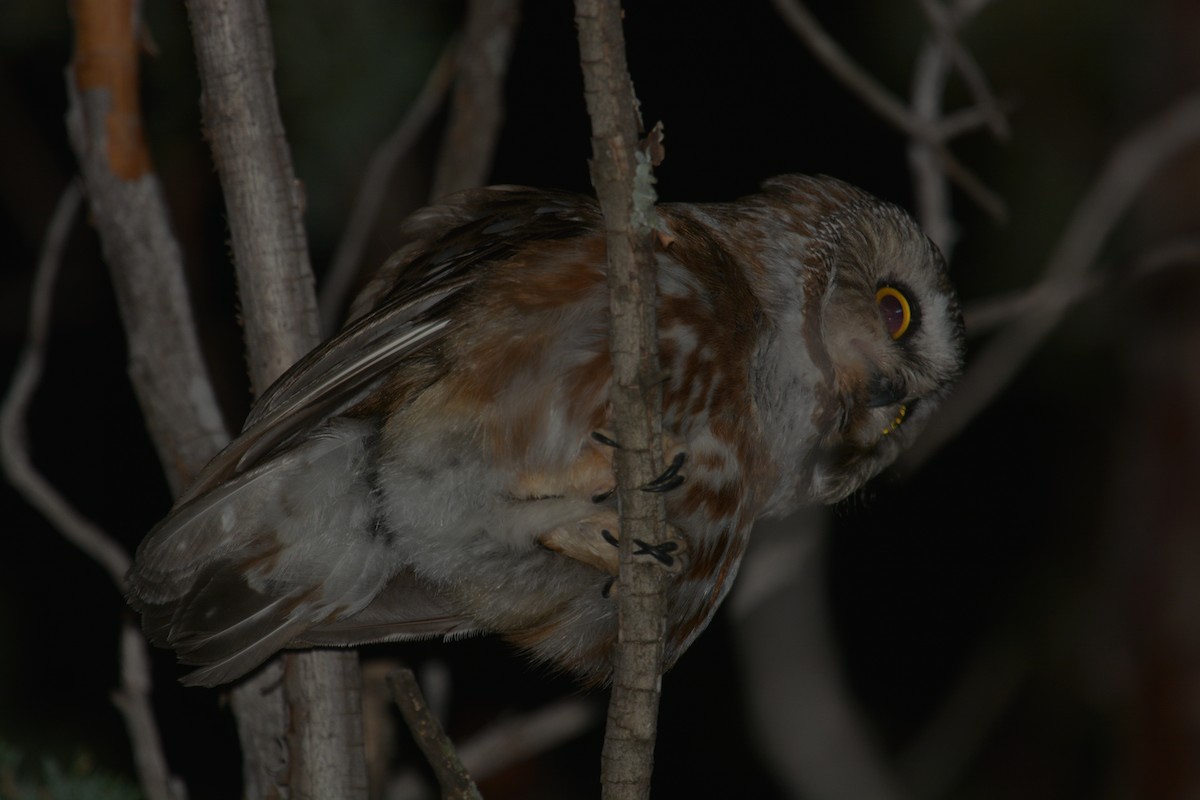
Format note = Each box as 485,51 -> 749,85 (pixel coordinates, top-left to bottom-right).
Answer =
2,1 -> 1199,798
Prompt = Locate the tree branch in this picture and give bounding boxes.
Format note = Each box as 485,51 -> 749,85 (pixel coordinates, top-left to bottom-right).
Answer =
66,0 -> 229,497
905,92 -> 1200,468
320,39 -> 460,333
387,668 -> 482,800
574,2 -> 669,798
770,0 -> 1007,222
1,181 -> 185,800
183,1 -> 365,796
430,0 -> 522,200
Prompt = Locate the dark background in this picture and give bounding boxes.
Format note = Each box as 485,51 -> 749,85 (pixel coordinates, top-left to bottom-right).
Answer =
2,0 -> 1198,797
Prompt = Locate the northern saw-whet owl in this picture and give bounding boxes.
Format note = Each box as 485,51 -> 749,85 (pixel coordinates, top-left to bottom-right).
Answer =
128,174 -> 965,687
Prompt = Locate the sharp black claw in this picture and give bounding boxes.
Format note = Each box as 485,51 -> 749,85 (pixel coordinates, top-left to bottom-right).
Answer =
641,451 -> 687,492
601,529 -> 619,548
592,487 -> 615,504
642,474 -> 685,493
601,577 -> 615,598
591,431 -> 621,448
632,538 -> 678,567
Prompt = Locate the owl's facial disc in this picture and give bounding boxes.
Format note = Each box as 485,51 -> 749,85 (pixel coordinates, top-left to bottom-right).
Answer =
806,265 -> 957,503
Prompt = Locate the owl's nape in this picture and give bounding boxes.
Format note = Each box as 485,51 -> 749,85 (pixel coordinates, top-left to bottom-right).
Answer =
128,174 -> 964,687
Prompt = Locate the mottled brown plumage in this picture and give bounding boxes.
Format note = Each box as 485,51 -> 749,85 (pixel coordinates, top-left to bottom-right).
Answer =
128,175 -> 964,687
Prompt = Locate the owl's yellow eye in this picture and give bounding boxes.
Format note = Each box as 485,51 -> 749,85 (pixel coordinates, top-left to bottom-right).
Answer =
876,286 -> 912,340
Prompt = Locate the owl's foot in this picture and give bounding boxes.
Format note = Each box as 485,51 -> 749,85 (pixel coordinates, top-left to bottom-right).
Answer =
589,430 -> 688,502
537,509 -> 687,577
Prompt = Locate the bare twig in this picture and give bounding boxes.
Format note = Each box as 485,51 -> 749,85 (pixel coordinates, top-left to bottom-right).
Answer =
908,0 -> 1005,257
574,2 -> 669,798
386,695 -> 600,799
906,93 -> 1200,467
913,0 -> 1008,139
1,183 -> 129,588
1,182 -> 185,800
430,0 -> 522,200
320,41 -> 460,333
908,37 -> 958,255
770,0 -> 1007,222
387,668 -> 482,800
183,0 -> 364,796
113,622 -> 190,800
963,237 -> 1200,334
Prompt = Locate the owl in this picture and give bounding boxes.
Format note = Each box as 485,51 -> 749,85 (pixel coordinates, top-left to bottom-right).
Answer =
127,174 -> 965,687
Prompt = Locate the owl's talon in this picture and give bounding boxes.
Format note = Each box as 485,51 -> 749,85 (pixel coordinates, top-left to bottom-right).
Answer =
539,513 -> 687,576
588,430 -> 688,498
591,487 -> 615,504
605,526 -> 687,575
632,538 -> 680,567
641,450 -> 687,493
590,430 -> 621,449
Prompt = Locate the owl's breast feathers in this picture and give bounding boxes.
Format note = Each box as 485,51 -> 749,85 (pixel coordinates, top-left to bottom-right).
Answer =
384,203 -> 781,669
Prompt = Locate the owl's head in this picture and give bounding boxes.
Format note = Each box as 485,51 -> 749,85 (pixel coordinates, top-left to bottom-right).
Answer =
760,175 -> 966,503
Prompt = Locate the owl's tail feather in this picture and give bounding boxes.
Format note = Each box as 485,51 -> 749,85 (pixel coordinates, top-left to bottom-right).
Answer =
128,418 -> 473,687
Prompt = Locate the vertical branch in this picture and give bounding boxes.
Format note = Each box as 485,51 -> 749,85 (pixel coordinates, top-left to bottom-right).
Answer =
573,2 -> 668,798
182,1 -> 365,797
64,1 -> 233,797
184,0 -> 320,378
66,0 -> 228,496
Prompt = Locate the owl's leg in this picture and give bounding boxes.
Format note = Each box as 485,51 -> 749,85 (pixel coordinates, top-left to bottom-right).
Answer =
537,509 -> 687,577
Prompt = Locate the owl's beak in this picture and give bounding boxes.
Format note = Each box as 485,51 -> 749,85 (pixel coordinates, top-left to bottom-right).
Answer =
865,374 -> 907,408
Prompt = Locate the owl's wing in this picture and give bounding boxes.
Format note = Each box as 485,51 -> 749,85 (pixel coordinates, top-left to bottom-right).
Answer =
129,186 -> 605,686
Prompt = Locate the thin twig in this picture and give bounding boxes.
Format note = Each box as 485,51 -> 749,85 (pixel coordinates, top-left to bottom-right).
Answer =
908,37 -> 957,255
387,668 -> 482,800
113,622 -> 189,800
386,696 -> 600,799
1,182 -> 185,800
770,0 -> 1007,221
430,0 -> 522,200
906,92 -> 1200,468
913,0 -> 1008,139
908,0 -> 1006,256
963,237 -> 1200,334
320,40 -> 460,333
0,183 -> 129,588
